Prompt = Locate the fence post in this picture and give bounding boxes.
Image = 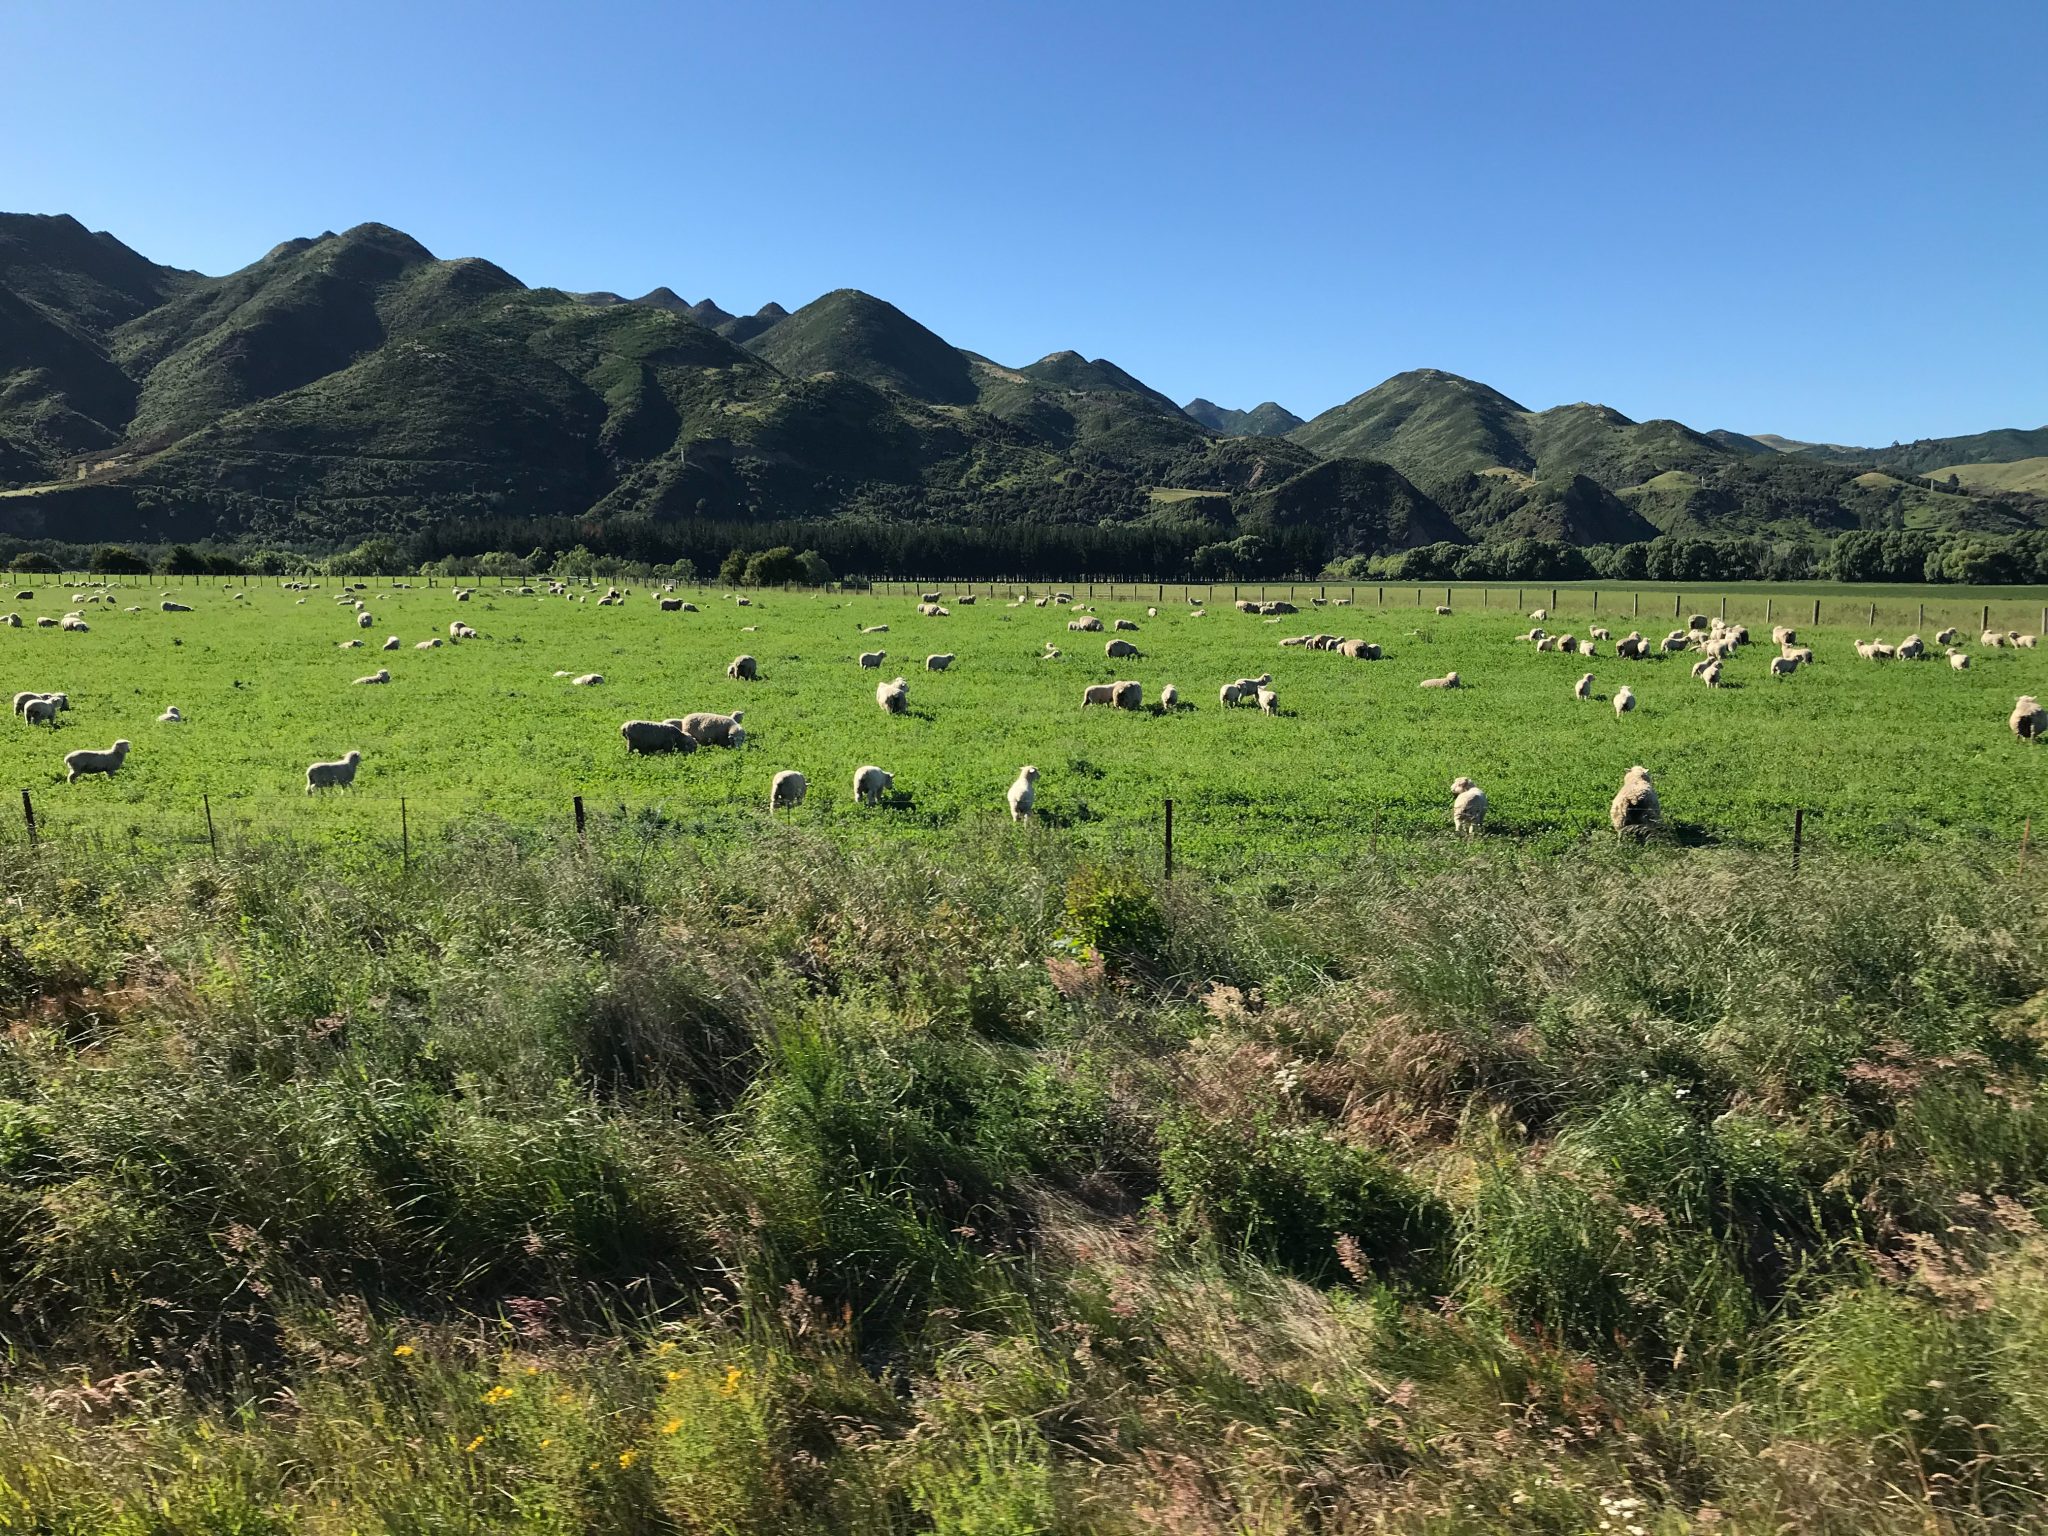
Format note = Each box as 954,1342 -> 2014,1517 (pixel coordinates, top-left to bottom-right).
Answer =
1163,797 -> 1174,880
1719,596 -> 1726,621
401,797 -> 410,872
1813,598 -> 1821,625
1633,592 -> 1640,616
1551,587 -> 1558,610
202,793 -> 217,858
1869,601 -> 1877,627
1792,808 -> 1805,876
1766,597 -> 1773,623
1674,594 -> 1681,619
573,795 -> 586,840
20,788 -> 34,848
2023,816 -> 2032,875
1983,604 -> 1991,633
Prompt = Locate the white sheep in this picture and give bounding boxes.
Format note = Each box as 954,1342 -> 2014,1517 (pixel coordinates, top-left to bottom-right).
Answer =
1589,626 -> 1612,641
1008,765 -> 1038,821
1113,618 -> 1139,632
415,639 -> 442,650
619,719 -> 696,754
1068,616 -> 1103,632
1769,655 -> 1799,677
853,765 -> 893,805
769,770 -> 807,812
1419,671 -> 1460,689
65,739 -> 131,782
1699,660 -> 1722,688
59,615 -> 89,632
1573,672 -> 1593,700
353,668 -> 392,686
571,672 -> 604,686
1898,634 -> 1925,660
1949,650 -> 1970,671
1984,630 -> 2008,648
1614,685 -> 1636,716
358,612 -> 373,629
659,597 -> 684,612
161,601 -> 191,612
678,710 -> 746,748
0,614 -> 19,627
1610,765 -> 1660,838
728,654 -> 758,681
1434,605 -> 1451,615
13,690 -> 67,717
1219,681 -> 1243,708
1112,680 -> 1143,710
23,697 -> 62,727
1450,776 -> 1486,837
2011,696 -> 2047,742
859,650 -> 886,668
1105,638 -> 1140,659
877,676 -> 908,714
1159,684 -> 1179,710
1772,626 -> 1797,646
1256,686 -> 1278,715
926,653 -> 955,671
1081,683 -> 1116,707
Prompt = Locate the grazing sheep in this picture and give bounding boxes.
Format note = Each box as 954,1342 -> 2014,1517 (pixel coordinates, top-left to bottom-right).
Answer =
1082,683 -> 1117,708
1112,680 -> 1143,710
769,770 -> 807,812
357,612 -> 373,628
1589,626 -> 1612,641
65,739 -> 131,782
338,639 -> 364,649
1687,613 -> 1709,631
859,650 -> 886,668
956,594 -> 976,606
1782,645 -> 1814,665
1935,627 -> 1959,645
1614,685 -> 1636,716
414,639 -> 443,650
877,676 -> 909,714
677,710 -> 746,748
1573,672 -> 1594,700
158,706 -> 181,723
926,653 -> 955,671
13,690 -> 67,716
1615,631 -> 1648,659
853,765 -> 893,805
1536,636 -> 1558,652
1255,686 -> 1278,715
1007,765 -> 1038,821
1610,765 -> 1660,838
1159,683 -> 1179,710
379,635 -> 399,651
1218,682 -> 1243,708
450,623 -> 477,640
0,614 -> 18,627
1419,671 -> 1460,689
1105,637 -> 1140,659
1898,634 -> 1925,660
1450,776 -> 1486,837
34,617 -> 54,627
23,697 -> 61,727
659,597 -> 683,612
352,669 -> 391,686
1660,632 -> 1689,654
1949,650 -> 1970,671
1530,608 -> 1548,622
1434,605 -> 1451,615
1068,616 -> 1103,632
1769,655 -> 1800,677
570,672 -> 603,685
1113,618 -> 1139,632
728,654 -> 758,681
619,719 -> 695,754
59,615 -> 89,632
1772,626 -> 1797,646
161,601 -> 191,613
1984,630 -> 2008,648
2021,635 -> 2041,650
1558,635 -> 1579,653
2011,696 -> 2047,742
1699,660 -> 1722,688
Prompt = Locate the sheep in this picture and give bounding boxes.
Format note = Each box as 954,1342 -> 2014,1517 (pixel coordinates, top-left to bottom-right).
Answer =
1935,627 -> 1959,646
1255,686 -> 1278,715
65,739 -> 131,782
1159,683 -> 1179,710
2021,635 -> 2041,650
1690,657 -> 1714,679
414,639 -> 442,650
1558,635 -> 1579,654
1582,642 -> 1600,657
678,710 -> 746,748
1082,683 -> 1117,708
1615,631 -> 1648,659
161,600 -> 192,612
1052,591 -> 1074,604
1610,765 -> 1660,838
450,622 -> 477,640
1769,655 -> 1800,677
619,719 -> 695,754
357,612 -> 373,629
1450,776 -> 1486,837
877,676 -> 909,714
1529,608 -> 1548,622
1782,645 -> 1814,665
2011,696 -> 2047,742
0,614 -> 18,627
1337,639 -> 1382,659
338,639 -> 364,650
1614,685 -> 1637,716
1113,680 -> 1143,710
920,590 -> 942,604
1589,626 -> 1612,640
1536,637 -> 1558,652
59,615 -> 89,632
352,668 -> 392,685
1574,672 -> 1594,700
916,603 -> 951,617
1147,606 -> 1159,617
728,654 -> 758,681
1113,618 -> 1139,632
1772,626 -> 1797,646
659,597 -> 684,612
1219,682 -> 1243,708
1687,613 -> 1709,631
1434,605 -> 1452,615
861,624 -> 889,634
1040,646 -> 1061,660
1660,632 -> 1689,654
956,594 -> 976,606
158,706 -> 182,723
1033,597 -> 1048,607
1007,765 -> 1038,821
859,650 -> 887,668
1419,671 -> 1460,689
1984,630 -> 2008,648
1949,650 -> 1971,671
23,697 -> 61,727
13,690 -> 67,716
34,617 -> 54,627
769,770 -> 807,812
570,672 -> 603,685
1068,616 -> 1103,632
853,765 -> 893,805
1898,634 -> 1925,660
917,653 -> 955,674
1699,660 -> 1722,688
1105,637 -> 1140,659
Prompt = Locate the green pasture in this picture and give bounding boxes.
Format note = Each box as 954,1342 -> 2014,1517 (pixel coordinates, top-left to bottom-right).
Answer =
3,576 -> 2046,862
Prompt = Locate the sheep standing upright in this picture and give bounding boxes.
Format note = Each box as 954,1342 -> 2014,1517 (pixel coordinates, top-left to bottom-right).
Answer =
64,739 -> 131,782
1573,673 -> 1593,701
769,770 -> 807,812
1450,776 -> 1486,838
1255,686 -> 1279,715
1007,765 -> 1039,821
2011,696 -> 2048,742
1614,685 -> 1636,716
877,676 -> 909,714
859,650 -> 886,669
853,765 -> 893,805
619,719 -> 695,754
1159,684 -> 1179,710
305,750 -> 363,793
1610,765 -> 1660,838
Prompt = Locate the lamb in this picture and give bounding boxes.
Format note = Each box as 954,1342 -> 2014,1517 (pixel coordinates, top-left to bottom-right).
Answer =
1082,683 -> 1117,708
1660,632 -> 1689,654
1105,637 -> 1140,659
304,751 -> 363,792
570,672 -> 603,685
1068,616 -> 1104,632
1007,765 -> 1038,821
1949,650 -> 1970,671
1699,660 -> 1722,688
1610,765 -> 1660,838
1529,608 -> 1548,621
1419,671 -> 1460,689
877,676 -> 909,714
859,650 -> 887,668
677,710 -> 746,748
2021,635 -> 2041,650
352,668 -> 392,685
1218,682 -> 1243,708
769,770 -> 807,812
1229,673 -> 1272,699
1574,672 -> 1594,700
925,653 -> 955,671
619,719 -> 695,754
659,597 -> 684,612
1255,686 -> 1278,715
1615,631 -> 1648,659
853,765 -> 893,805
1898,634 -> 1925,660
728,654 -> 758,681
1589,627 -> 1612,640
1159,684 -> 1179,710
23,697 -> 62,727
1113,618 -> 1139,632
1935,627 -> 1959,646
2011,696 -> 2047,742
1614,685 -> 1636,716
65,739 -> 131,782
1984,630 -> 2008,648
1769,655 -> 1799,677
1782,645 -> 1814,665
1450,776 -> 1486,837
1690,657 -> 1715,679
1772,626 -> 1797,646
158,706 -> 182,723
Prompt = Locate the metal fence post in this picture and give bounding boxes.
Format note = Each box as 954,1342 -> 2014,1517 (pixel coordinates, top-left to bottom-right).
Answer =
203,794 -> 217,858
1792,808 -> 1805,875
20,788 -> 35,848
1163,797 -> 1174,880
573,795 -> 586,839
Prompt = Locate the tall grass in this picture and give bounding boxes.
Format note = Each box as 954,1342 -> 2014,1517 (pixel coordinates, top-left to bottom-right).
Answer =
3,828 -> 2048,1529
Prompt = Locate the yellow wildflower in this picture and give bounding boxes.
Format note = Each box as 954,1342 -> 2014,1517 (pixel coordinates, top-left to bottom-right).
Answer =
481,1385 -> 516,1406
654,1340 -> 677,1356
464,1434 -> 486,1454
618,1449 -> 639,1470
665,1369 -> 682,1383
720,1365 -> 744,1397
661,1418 -> 683,1436
391,1344 -> 416,1358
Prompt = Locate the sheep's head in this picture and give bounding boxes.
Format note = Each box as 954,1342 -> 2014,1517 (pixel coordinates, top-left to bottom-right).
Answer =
344,750 -> 362,766
1450,777 -> 1475,793
1019,765 -> 1039,782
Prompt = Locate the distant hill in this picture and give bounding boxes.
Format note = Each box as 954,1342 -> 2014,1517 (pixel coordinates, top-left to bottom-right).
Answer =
744,288 -> 978,405
1933,457 -> 2048,496
1184,398 -> 1304,437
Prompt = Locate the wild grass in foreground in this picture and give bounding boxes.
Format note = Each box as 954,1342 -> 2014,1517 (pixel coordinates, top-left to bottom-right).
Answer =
2,828 -> 2047,1531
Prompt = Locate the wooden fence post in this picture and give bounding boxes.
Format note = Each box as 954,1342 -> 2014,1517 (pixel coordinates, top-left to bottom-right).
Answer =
20,788 -> 34,848
1813,598 -> 1821,625
202,794 -> 217,858
1792,808 -> 1805,875
1984,604 -> 1991,633
1633,592 -> 1640,616
1766,597 -> 1774,623
573,795 -> 586,840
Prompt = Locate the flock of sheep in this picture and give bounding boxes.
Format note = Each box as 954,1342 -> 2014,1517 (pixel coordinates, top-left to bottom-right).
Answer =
9,578 -> 2046,834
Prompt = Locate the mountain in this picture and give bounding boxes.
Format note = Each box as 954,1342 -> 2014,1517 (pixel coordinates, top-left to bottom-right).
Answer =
1779,427 -> 2048,476
744,288 -> 978,405
1184,398 -> 1304,437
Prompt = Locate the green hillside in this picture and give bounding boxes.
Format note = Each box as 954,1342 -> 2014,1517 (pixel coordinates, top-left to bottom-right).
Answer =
743,288 -> 977,404
1183,397 -> 1304,436
1934,456 -> 2048,495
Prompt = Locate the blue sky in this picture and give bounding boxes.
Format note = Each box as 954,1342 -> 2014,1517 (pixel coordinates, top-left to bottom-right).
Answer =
4,0 -> 2042,443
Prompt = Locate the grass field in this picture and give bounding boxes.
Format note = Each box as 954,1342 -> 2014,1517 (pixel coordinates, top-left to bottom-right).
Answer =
6,576 -> 2048,861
